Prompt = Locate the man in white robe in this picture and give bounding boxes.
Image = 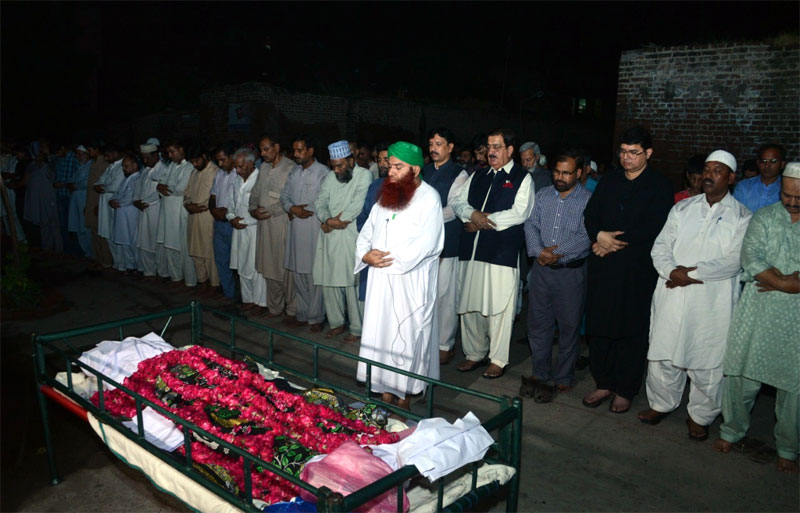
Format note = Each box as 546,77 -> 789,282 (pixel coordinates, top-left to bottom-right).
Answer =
280,136 -> 330,330
313,140 -> 372,341
93,146 -> 124,264
451,129 -> 534,379
155,141 -> 196,286
134,144 -> 163,277
227,148 -> 266,310
639,150 -> 752,439
355,141 -> 444,409
109,156 -> 141,272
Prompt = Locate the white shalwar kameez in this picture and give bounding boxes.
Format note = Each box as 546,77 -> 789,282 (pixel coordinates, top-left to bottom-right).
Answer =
226,169 -> 266,307
355,182 -> 444,399
451,167 -> 534,367
110,171 -> 141,271
647,193 -> 752,425
95,159 -> 124,264
155,159 -> 196,285
134,163 -> 162,276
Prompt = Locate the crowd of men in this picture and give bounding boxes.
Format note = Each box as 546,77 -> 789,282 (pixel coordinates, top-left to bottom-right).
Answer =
0,125 -> 797,473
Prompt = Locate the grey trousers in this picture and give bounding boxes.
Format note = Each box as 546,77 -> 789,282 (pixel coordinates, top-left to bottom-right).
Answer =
293,272 -> 325,324
527,262 -> 587,386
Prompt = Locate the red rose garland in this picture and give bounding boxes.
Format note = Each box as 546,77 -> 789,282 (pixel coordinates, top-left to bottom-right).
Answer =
91,346 -> 399,505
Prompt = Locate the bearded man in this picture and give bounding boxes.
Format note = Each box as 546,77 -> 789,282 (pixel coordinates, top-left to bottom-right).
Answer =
355,141 -> 444,410
313,140 -> 371,341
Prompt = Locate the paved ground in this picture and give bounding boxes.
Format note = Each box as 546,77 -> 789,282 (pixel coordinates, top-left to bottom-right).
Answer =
2,252 -> 798,512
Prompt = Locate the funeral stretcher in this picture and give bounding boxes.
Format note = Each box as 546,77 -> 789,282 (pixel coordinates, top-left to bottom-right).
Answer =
33,302 -> 522,512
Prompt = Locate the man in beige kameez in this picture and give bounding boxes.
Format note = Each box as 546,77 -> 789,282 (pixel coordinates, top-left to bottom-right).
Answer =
84,143 -> 110,268
250,135 -> 297,320
185,146 -> 220,295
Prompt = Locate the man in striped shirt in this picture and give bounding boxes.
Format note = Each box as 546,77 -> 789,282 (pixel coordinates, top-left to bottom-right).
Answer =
522,148 -> 592,403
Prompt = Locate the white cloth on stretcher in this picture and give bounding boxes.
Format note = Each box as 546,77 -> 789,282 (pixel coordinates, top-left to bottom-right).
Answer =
78,332 -> 174,388
371,411 -> 494,482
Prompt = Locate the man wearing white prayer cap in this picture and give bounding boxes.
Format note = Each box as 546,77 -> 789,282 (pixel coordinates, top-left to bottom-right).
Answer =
639,149 -> 753,441
312,140 -> 371,341
133,143 -> 165,278
713,161 -> 800,473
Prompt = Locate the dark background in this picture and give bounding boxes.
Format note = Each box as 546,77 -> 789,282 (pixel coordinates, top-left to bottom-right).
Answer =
2,1 -> 798,141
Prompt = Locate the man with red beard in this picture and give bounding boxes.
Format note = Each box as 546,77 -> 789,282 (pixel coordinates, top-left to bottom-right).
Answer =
355,141 -> 444,410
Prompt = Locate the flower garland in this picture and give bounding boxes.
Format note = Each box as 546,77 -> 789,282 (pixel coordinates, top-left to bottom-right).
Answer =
91,345 -> 399,505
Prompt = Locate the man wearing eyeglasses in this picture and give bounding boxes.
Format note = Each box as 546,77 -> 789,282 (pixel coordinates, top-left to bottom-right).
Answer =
451,128 -> 535,379
733,143 -> 787,213
521,148 -> 592,403
581,126 -> 673,414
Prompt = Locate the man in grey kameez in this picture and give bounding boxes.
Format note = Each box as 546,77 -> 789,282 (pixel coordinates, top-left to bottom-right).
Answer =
313,140 -> 371,341
280,136 -> 330,331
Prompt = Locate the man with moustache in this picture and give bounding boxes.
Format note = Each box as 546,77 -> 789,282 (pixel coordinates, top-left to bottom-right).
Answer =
280,135 -> 330,331
355,141 -> 444,409
733,143 -> 787,213
713,162 -> 800,474
209,142 -> 239,300
250,135 -> 297,319
155,140 -> 196,286
227,148 -> 265,312
639,151 -> 752,440
184,144 -> 220,295
522,148 -> 592,403
313,141 -> 371,341
133,143 -> 163,278
422,127 -> 469,365
452,128 -> 535,379
356,142 -> 389,304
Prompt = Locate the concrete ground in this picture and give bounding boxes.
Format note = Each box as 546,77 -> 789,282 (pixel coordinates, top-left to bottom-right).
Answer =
1,252 -> 797,512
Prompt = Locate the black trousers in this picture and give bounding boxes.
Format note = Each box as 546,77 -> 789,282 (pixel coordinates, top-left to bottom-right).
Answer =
589,332 -> 649,400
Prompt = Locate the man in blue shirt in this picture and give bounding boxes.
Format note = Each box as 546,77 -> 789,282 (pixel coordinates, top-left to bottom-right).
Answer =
522,148 -> 592,403
733,143 -> 786,213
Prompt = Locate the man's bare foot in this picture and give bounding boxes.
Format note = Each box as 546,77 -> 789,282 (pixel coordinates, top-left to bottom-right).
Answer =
439,349 -> 455,365
609,395 -> 631,414
582,389 -> 612,408
381,392 -> 397,405
712,438 -> 732,453
343,333 -> 360,343
776,458 -> 799,473
325,326 -> 347,338
266,311 -> 283,318
309,322 -> 324,333
397,397 -> 411,410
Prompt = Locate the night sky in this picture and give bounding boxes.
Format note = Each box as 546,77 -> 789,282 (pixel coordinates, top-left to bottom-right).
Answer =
2,1 -> 798,140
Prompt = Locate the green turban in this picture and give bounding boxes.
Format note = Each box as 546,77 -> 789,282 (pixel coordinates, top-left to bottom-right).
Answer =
388,141 -> 424,169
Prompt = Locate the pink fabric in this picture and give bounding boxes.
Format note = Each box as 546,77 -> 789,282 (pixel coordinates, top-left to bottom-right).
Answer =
300,440 -> 409,512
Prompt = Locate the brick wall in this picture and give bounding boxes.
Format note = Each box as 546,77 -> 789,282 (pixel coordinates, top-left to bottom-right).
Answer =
615,42 -> 799,187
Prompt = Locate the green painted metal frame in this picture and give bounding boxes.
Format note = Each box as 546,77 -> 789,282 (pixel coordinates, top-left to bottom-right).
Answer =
33,302 -> 522,512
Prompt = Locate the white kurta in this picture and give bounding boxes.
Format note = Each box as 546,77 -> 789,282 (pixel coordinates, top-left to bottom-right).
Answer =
355,182 -> 444,398
156,160 -> 194,251
111,172 -> 141,246
227,169 -> 260,280
649,193 -> 752,369
450,166 -> 534,315
134,163 -> 163,253
95,159 -> 124,239
312,166 -> 372,287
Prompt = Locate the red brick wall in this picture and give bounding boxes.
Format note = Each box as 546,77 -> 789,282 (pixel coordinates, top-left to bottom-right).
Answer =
614,42 -> 799,188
